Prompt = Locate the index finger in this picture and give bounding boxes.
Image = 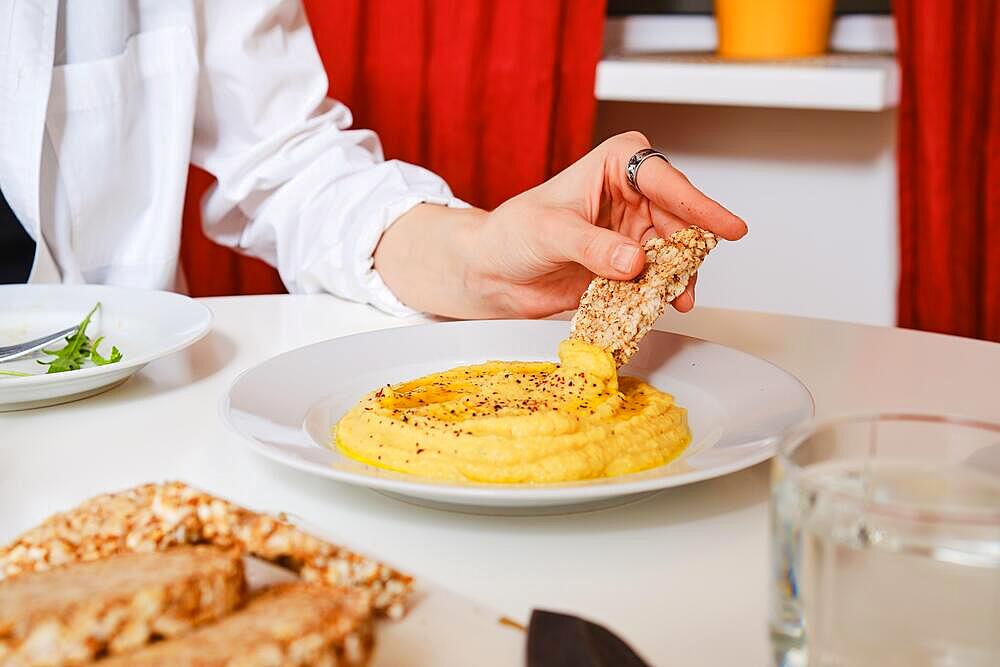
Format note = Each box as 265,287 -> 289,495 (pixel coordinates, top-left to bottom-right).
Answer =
635,158 -> 748,241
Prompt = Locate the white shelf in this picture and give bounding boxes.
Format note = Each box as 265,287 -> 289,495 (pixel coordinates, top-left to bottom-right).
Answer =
595,53 -> 900,112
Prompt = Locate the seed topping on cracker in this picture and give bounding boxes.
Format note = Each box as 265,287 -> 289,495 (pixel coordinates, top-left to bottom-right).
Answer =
570,226 -> 717,366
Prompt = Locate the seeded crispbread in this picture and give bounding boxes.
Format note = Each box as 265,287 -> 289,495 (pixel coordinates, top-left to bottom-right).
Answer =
0,482 -> 412,619
570,226 -> 717,366
0,546 -> 245,666
98,583 -> 374,667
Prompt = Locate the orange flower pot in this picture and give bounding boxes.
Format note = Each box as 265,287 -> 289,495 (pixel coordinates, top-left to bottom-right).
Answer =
716,0 -> 835,59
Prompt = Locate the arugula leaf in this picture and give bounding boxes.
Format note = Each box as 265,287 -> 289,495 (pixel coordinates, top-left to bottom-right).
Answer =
0,302 -> 123,378
90,336 -> 123,366
38,302 -> 101,374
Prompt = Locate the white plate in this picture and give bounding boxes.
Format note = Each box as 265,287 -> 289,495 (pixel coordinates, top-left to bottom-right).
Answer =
223,320 -> 813,514
0,285 -> 212,411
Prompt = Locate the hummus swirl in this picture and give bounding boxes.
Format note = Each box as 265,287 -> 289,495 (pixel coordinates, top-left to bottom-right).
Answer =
334,339 -> 690,483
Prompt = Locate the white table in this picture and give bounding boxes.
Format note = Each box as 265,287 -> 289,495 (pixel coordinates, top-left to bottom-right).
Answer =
3,296 -> 999,665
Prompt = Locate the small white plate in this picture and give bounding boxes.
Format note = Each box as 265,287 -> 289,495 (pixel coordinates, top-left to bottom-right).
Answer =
223,320 -> 813,514
0,285 -> 212,411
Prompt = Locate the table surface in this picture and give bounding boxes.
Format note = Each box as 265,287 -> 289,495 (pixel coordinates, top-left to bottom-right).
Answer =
3,295 -> 999,665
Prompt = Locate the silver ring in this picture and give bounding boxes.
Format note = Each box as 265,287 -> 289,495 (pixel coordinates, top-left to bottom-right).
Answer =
625,148 -> 670,196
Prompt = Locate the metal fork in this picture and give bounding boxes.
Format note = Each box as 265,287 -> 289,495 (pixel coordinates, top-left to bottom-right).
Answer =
0,326 -> 79,363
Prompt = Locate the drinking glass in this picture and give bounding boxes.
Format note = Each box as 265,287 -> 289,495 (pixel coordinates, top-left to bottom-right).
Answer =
770,414 -> 1000,667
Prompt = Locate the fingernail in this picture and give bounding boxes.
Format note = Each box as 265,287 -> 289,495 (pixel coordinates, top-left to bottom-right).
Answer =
611,244 -> 639,273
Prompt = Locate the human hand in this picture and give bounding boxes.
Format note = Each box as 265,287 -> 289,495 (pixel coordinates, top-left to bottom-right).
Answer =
466,132 -> 747,318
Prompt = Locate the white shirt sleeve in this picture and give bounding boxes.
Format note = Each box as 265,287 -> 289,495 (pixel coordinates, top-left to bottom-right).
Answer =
190,0 -> 466,316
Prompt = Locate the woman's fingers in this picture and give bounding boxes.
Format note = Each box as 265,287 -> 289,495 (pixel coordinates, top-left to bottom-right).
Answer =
671,272 -> 697,312
624,202 -> 686,247
605,131 -> 746,241
648,203 -> 688,241
634,158 -> 747,241
539,215 -> 645,280
543,211 -> 700,310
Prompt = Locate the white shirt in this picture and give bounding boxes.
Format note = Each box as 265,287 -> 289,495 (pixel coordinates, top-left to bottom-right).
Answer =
0,0 -> 465,315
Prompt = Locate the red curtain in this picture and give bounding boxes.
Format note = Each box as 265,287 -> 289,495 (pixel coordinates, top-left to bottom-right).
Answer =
895,1 -> 1000,341
180,0 -> 606,297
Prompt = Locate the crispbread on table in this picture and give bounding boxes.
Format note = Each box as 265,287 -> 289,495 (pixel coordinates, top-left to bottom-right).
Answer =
570,226 -> 717,366
0,482 -> 412,619
0,545 -> 244,667
98,583 -> 374,667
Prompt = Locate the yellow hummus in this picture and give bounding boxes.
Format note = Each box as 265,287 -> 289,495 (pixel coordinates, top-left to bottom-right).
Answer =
333,339 -> 690,483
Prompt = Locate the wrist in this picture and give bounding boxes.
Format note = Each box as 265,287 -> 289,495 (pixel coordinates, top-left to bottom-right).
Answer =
439,206 -> 492,315
457,205 -> 526,319
375,203 -> 491,318
456,209 -> 519,318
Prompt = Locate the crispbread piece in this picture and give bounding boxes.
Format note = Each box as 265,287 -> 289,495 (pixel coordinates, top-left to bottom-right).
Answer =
0,482 -> 412,619
98,583 -> 373,667
570,226 -> 717,366
0,545 -> 244,666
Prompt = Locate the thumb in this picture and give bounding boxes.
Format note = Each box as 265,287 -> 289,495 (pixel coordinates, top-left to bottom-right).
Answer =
549,217 -> 645,280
